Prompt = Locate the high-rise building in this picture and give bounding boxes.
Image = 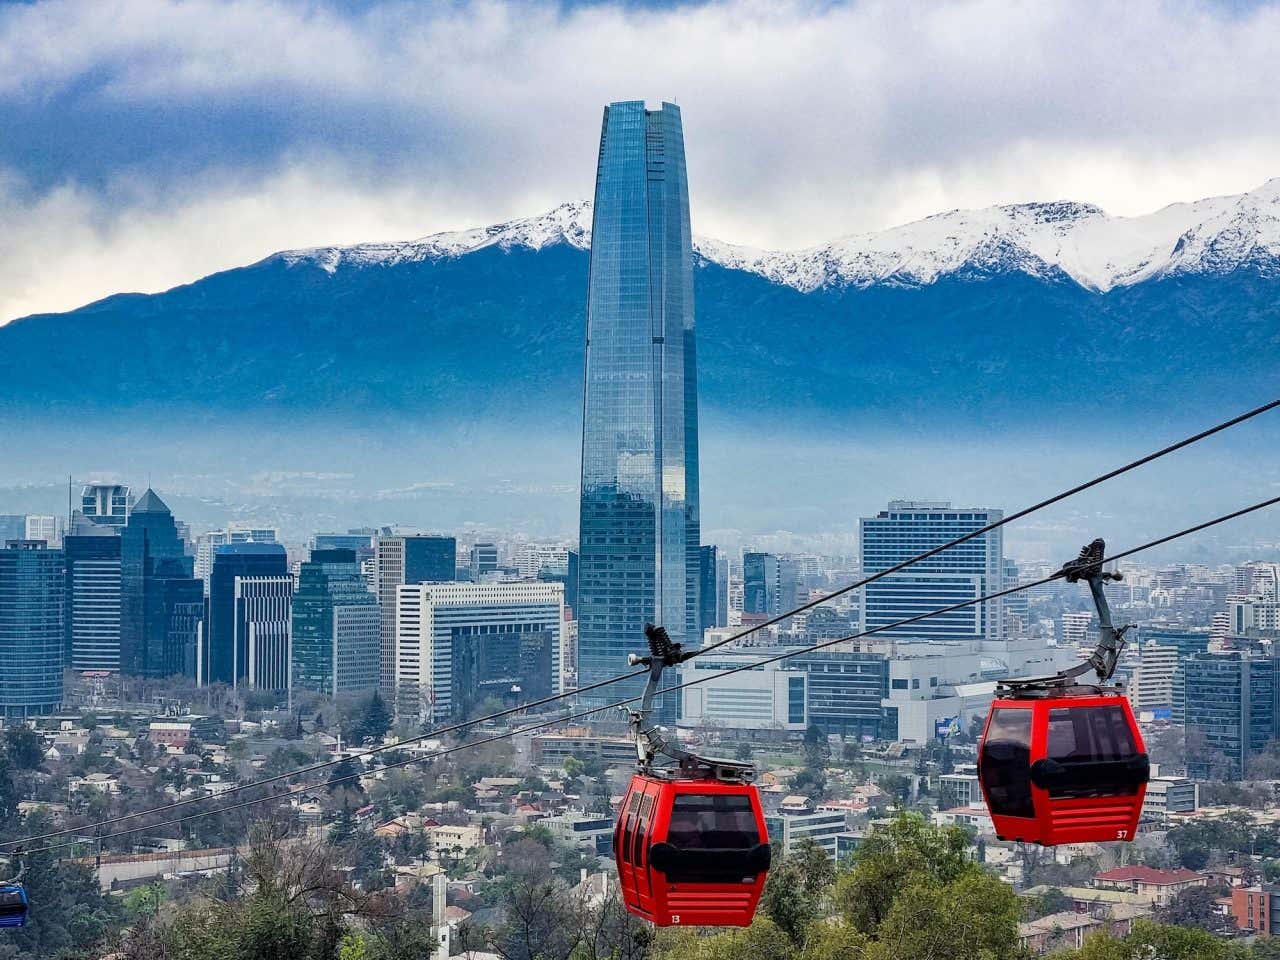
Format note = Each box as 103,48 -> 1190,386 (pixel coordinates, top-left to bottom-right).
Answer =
1060,611 -> 1094,648
0,517 -> 25,542
394,581 -> 564,722
235,576 -> 293,693
376,535 -> 457,694
698,545 -> 728,639
312,533 -> 376,561
120,489 -> 204,678
292,548 -> 380,697
24,515 -> 64,547
1141,624 -> 1212,659
0,540 -> 64,717
1002,558 -> 1029,636
64,529 -> 123,672
742,552 -> 799,622
743,552 -> 779,616
577,100 -> 699,711
1183,651 -> 1280,779
194,525 -> 278,590
469,542 -> 499,582
1128,642 -> 1180,715
860,502 -> 1004,642
207,542 -> 288,686
73,483 -> 132,530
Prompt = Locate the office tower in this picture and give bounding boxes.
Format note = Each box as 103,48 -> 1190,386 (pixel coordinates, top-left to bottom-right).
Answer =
292,548 -> 380,697
859,501 -> 1004,642
120,489 -> 204,678
0,516 -> 25,542
1235,562 -> 1280,598
577,100 -> 699,709
1183,650 -> 1280,779
1060,611 -> 1094,648
0,540 -> 65,717
698,546 -> 727,639
1127,642 -> 1180,715
194,525 -> 278,589
394,581 -> 564,722
469,542 -> 499,582
64,529 -> 122,671
513,544 -> 569,579
742,552 -> 799,621
1002,558 -> 1029,636
24,515 -> 64,547
312,532 -> 376,562
743,552 -> 779,616
376,535 -> 457,694
1141,624 -> 1212,659
207,542 -> 288,686
73,482 -> 132,530
235,576 -> 293,693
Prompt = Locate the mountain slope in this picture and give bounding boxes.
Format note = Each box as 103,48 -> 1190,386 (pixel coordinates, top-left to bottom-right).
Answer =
1,181 -> 1279,433
274,178 -> 1280,293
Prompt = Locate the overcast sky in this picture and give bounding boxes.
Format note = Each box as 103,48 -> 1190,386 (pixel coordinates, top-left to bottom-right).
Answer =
2,0 -> 1279,323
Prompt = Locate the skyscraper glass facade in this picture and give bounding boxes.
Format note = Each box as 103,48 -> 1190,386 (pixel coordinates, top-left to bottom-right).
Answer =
64,531 -> 122,672
0,540 -> 64,718
1183,651 -> 1280,779
860,501 -> 1004,642
578,101 -> 699,705
293,548 -> 379,697
208,542 -> 288,686
120,489 -> 203,678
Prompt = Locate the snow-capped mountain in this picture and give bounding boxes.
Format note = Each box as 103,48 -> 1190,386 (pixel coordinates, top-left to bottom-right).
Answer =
276,180 -> 1280,293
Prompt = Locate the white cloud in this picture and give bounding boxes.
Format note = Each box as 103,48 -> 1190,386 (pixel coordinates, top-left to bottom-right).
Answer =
3,0 -> 1280,322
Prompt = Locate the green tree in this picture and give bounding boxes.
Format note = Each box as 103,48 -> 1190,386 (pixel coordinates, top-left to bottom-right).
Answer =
735,741 -> 754,762
4,725 -> 44,770
759,839 -> 836,944
1155,884 -> 1231,933
657,916 -> 793,960
864,870 -> 1020,960
799,918 -> 867,960
834,813 -> 971,935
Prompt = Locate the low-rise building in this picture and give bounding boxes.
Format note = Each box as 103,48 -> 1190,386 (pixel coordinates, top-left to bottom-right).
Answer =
427,824 -> 484,857
1091,866 -> 1207,905
542,812 -> 614,856
531,733 -> 635,768
1142,777 -> 1198,820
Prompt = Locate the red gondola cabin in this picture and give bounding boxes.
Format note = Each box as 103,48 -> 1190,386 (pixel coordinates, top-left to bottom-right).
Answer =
614,774 -> 771,927
978,692 -> 1149,846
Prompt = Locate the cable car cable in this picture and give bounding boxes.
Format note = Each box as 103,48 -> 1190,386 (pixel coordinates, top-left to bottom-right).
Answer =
7,395 -> 1274,851
16,492 -> 1276,858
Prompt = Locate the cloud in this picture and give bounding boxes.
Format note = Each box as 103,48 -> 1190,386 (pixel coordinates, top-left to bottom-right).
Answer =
3,0 -> 1280,322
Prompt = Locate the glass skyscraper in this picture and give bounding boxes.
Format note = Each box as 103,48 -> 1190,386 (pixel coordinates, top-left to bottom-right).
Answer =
292,548 -> 380,697
0,539 -> 64,718
578,101 -> 699,704
208,542 -> 288,686
120,489 -> 203,678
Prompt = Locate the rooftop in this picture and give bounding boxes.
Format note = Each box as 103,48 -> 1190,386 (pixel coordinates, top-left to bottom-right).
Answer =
1094,866 -> 1205,885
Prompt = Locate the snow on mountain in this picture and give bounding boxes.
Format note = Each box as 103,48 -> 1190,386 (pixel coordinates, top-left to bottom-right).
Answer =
275,180 -> 1280,294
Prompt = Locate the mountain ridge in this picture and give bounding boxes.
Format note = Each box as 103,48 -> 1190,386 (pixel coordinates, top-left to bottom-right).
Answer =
266,179 -> 1280,295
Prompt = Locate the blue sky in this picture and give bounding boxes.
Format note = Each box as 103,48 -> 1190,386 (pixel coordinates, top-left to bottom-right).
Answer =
3,0 -> 1280,322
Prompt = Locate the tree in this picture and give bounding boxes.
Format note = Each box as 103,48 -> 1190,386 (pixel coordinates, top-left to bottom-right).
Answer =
4,725 -> 44,770
799,918 -> 867,960
1155,884 -> 1231,933
864,869 -> 1020,960
834,813 -> 971,935
735,741 -> 754,762
759,839 -> 837,944
656,916 -> 793,960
